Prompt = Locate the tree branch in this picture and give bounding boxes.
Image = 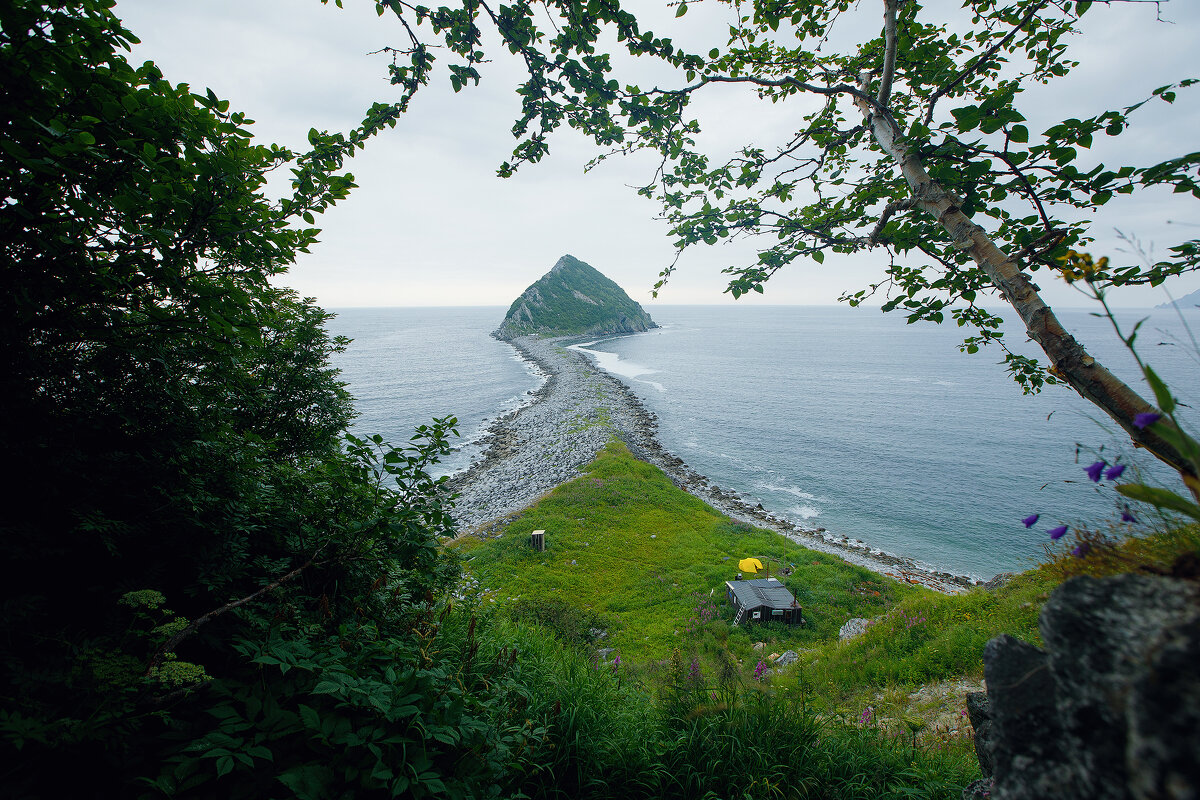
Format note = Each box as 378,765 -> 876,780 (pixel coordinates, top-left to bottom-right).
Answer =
923,0 -> 1050,125
647,73 -> 898,132
877,0 -> 901,107
145,548 -> 327,674
870,197 -> 919,244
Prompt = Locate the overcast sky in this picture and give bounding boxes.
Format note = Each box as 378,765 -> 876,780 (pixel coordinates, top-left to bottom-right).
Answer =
114,0 -> 1200,309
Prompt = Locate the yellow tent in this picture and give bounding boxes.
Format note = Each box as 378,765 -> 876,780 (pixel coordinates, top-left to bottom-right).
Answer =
738,557 -> 764,574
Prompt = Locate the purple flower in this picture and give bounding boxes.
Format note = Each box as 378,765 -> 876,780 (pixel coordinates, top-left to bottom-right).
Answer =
1048,525 -> 1068,540
1133,412 -> 1161,429
1084,461 -> 1106,482
1072,542 -> 1091,558
860,706 -> 874,725
1104,463 -> 1126,480
1121,508 -> 1137,523
1022,514 -> 1039,528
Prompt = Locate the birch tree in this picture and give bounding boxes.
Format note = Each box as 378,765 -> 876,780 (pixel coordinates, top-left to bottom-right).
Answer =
598,0 -> 1198,480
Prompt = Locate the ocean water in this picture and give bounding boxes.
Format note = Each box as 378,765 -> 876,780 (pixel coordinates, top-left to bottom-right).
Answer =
327,304 -> 1200,579
325,307 -> 542,476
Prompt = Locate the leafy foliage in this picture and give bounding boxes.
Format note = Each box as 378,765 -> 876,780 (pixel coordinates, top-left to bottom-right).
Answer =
0,1 -> 514,795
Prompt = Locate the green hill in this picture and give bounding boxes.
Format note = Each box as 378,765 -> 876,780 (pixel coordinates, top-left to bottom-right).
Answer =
495,254 -> 658,338
453,440 -> 1056,738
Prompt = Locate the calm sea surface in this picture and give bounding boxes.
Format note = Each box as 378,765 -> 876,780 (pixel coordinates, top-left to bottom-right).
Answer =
327,305 -> 1200,579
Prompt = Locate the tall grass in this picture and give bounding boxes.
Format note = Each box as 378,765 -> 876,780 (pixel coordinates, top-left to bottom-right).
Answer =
455,440 -> 1200,797
479,617 -> 978,799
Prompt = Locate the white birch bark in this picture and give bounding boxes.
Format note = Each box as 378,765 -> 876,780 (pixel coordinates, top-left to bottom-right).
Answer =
855,0 -> 1191,479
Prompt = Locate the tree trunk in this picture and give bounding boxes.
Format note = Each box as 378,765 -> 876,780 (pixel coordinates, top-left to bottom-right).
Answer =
854,0 -> 1193,481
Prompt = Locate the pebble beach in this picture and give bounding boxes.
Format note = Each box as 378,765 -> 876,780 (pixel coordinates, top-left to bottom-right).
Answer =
445,335 -> 976,594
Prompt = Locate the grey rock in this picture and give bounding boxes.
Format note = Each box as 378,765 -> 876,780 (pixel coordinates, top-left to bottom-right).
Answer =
983,634 -> 1072,800
1040,575 -> 1200,800
966,574 -> 1200,800
961,778 -> 993,800
774,650 -> 799,668
984,572 -> 1015,591
839,617 -> 872,641
965,691 -> 992,778
1128,614 -> 1200,799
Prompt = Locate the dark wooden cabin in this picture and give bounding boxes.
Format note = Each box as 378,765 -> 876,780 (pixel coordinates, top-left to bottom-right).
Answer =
725,577 -> 803,626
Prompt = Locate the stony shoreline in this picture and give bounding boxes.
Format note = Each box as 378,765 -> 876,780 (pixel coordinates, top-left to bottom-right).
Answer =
445,334 -> 977,594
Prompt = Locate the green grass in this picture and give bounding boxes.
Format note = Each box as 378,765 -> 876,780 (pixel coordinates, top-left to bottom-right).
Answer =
478,617 -> 980,800
454,440 -> 926,665
452,439 -> 1200,796
452,439 -> 1075,750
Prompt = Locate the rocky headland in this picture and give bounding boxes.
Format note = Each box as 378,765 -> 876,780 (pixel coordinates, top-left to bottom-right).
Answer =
494,254 -> 658,339
446,334 -> 976,594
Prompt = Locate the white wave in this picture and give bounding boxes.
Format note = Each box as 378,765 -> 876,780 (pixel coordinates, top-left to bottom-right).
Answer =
787,503 -> 822,520
756,482 -> 828,503
637,379 -> 667,392
934,380 -> 956,387
569,342 -> 660,379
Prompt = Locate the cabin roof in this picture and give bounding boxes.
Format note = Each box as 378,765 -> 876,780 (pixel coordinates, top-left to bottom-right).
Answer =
725,577 -> 798,610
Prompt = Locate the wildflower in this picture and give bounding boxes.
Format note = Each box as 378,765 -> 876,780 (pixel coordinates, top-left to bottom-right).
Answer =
1022,514 -> 1039,528
1048,525 -> 1068,540
1104,463 -> 1126,480
753,660 -> 767,681
1072,543 -> 1091,558
860,706 -> 874,725
1084,461 -> 1106,482
1133,412 -> 1162,429
1121,508 -> 1137,523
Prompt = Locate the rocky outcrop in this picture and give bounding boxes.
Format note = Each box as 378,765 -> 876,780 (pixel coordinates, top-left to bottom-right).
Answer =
964,573 -> 1200,800
839,617 -> 873,641
494,255 -> 657,339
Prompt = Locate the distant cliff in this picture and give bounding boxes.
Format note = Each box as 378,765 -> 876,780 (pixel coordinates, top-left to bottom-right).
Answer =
495,255 -> 658,339
1156,287 -> 1200,310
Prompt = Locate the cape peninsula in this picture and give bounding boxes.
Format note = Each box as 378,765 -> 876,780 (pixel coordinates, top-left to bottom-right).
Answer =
494,254 -> 658,339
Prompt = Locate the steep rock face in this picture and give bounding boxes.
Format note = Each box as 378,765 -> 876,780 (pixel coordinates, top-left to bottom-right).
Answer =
964,573 -> 1200,800
494,255 -> 657,339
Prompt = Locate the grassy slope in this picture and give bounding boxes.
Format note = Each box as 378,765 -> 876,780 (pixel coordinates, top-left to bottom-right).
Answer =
453,441 -> 1071,742
454,441 -> 925,664
451,439 -> 1198,795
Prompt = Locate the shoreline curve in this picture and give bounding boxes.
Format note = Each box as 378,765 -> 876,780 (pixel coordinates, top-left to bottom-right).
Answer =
445,334 -> 978,594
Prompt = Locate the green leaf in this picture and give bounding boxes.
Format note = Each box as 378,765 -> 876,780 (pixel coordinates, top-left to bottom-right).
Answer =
278,765 -> 335,800
1143,366 -> 1175,413
1009,125 -> 1028,143
676,3 -> 687,16
1116,484 -> 1200,522
312,680 -> 341,695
